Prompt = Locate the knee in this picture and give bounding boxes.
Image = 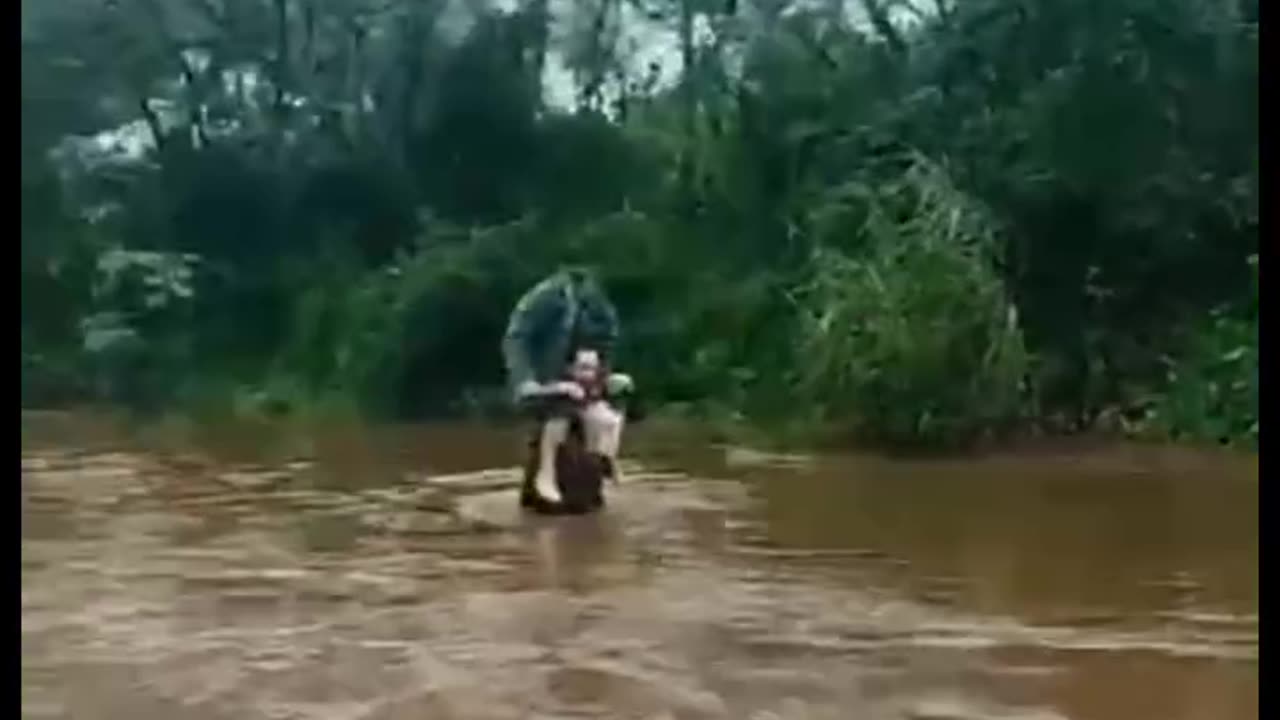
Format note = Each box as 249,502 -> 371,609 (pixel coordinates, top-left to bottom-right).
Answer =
586,403 -> 622,432
543,416 -> 570,437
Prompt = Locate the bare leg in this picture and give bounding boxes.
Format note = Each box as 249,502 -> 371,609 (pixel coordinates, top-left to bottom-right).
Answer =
533,417 -> 567,503
582,400 -> 626,483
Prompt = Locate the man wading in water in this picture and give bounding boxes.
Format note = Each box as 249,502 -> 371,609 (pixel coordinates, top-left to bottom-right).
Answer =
502,266 -> 633,504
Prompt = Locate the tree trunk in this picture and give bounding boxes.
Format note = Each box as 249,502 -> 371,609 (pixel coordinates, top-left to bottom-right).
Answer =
860,0 -> 906,56
527,0 -> 550,110
678,0 -> 696,196
272,0 -> 290,117
138,97 -> 168,152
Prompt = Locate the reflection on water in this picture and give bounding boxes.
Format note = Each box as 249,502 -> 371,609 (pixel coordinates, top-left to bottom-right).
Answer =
22,412 -> 1257,720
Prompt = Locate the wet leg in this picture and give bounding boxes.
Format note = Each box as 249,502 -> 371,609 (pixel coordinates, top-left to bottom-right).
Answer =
583,400 -> 625,483
533,416 -> 567,503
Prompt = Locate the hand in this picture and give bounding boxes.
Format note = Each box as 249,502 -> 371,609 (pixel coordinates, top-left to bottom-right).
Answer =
515,380 -> 543,402
549,381 -> 585,401
606,373 -> 634,396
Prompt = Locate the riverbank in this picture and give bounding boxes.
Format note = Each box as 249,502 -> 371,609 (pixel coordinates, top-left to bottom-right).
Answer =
20,232 -> 1256,455
21,400 -> 1258,472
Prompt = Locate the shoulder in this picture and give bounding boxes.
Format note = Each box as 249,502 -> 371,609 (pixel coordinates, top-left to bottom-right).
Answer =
515,275 -> 563,308
531,273 -> 572,301
509,275 -> 568,328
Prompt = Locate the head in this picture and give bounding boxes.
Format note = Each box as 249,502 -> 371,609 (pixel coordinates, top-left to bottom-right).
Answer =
567,346 -> 603,386
562,264 -> 596,292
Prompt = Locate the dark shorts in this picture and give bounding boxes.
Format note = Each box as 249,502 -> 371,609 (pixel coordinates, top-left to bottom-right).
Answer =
517,394 -> 583,422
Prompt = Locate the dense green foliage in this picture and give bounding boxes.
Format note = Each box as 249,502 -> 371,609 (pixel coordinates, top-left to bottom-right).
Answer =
22,0 -> 1257,449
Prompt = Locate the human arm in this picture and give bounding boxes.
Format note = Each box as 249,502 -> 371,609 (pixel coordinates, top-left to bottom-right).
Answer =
502,276 -> 583,401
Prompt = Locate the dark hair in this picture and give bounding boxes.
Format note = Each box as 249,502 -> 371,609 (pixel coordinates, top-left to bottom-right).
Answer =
564,342 -> 608,370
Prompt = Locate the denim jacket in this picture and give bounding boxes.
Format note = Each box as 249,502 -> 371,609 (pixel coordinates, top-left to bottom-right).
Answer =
501,270 -> 619,398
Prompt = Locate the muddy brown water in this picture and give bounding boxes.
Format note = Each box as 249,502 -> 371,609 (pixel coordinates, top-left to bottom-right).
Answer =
22,412 -> 1257,720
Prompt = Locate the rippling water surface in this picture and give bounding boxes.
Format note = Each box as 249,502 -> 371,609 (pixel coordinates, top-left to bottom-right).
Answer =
21,412 -> 1257,720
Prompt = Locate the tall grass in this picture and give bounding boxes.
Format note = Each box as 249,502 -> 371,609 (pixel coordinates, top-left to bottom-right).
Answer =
790,158 -> 1029,447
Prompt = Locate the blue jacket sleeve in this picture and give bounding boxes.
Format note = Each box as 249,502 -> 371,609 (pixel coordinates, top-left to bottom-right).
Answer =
502,276 -> 562,390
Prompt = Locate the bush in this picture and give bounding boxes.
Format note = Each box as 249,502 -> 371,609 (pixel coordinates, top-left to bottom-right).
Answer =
1140,256 -> 1258,448
267,218 -> 559,418
790,158 -> 1029,447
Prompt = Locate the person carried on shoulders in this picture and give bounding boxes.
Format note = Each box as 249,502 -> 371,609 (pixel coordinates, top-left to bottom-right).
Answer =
501,265 -> 633,505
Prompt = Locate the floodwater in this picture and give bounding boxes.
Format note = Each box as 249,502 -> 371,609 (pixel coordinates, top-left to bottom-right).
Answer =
22,412 -> 1257,720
